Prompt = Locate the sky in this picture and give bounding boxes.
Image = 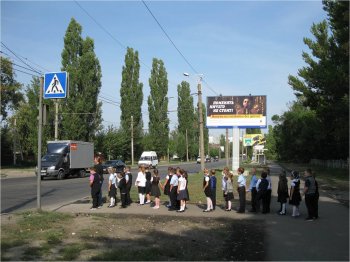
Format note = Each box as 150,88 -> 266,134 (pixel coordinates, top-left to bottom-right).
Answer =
1,0 -> 327,139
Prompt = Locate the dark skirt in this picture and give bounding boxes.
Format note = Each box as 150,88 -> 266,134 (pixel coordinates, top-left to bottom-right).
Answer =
289,191 -> 301,205
109,185 -> 116,198
177,190 -> 188,200
151,185 -> 161,198
164,183 -> 170,195
204,187 -> 212,198
145,181 -> 152,194
138,186 -> 146,194
225,192 -> 234,201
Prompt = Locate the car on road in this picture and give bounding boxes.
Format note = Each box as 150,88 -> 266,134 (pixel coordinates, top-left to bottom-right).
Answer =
205,157 -> 211,163
102,160 -> 125,174
214,156 -> 219,162
196,156 -> 201,164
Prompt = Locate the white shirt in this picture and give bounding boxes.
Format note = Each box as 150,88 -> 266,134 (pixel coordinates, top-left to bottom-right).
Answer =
178,176 -> 187,191
135,171 -> 146,187
237,174 -> 246,187
109,173 -> 116,185
256,178 -> 261,191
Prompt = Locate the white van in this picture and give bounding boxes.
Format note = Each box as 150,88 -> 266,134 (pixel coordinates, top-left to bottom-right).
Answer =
138,151 -> 158,168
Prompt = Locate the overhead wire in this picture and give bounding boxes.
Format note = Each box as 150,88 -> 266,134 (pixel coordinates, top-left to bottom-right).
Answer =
141,1 -> 219,96
1,42 -> 43,75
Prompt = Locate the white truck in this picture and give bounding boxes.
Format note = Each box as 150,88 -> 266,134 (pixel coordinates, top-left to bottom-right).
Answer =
138,151 -> 158,168
39,140 -> 94,180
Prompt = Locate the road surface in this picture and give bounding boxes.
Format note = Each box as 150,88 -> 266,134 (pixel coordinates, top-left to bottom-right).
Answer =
1,160 -> 226,214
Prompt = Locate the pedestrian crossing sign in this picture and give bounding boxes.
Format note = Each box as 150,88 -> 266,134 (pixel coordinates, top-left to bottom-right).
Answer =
44,72 -> 68,99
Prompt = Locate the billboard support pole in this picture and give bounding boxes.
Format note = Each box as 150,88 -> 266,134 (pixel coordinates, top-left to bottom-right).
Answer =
232,127 -> 240,172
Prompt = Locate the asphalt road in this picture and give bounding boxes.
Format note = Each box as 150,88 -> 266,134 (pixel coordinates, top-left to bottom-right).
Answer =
1,160 -> 227,214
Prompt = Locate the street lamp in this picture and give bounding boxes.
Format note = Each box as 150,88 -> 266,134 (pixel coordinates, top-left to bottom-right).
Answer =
183,73 -> 205,171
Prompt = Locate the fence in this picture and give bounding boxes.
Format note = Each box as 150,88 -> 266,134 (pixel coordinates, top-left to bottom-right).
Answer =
310,159 -> 349,169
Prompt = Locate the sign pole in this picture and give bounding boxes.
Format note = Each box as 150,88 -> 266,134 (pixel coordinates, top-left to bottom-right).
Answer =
232,127 -> 240,172
37,77 -> 43,211
54,99 -> 59,140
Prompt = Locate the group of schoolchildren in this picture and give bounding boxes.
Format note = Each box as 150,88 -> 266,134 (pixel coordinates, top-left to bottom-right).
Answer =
89,162 -> 133,210
216,166 -> 319,221
89,158 -> 319,220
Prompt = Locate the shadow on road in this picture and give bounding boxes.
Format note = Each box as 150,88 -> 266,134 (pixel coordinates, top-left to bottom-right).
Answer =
1,188 -> 57,214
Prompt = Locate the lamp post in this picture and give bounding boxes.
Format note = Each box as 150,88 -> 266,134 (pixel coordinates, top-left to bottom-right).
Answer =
183,73 -> 205,171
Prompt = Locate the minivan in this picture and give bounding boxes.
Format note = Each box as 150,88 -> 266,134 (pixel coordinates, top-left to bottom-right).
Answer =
138,151 -> 158,168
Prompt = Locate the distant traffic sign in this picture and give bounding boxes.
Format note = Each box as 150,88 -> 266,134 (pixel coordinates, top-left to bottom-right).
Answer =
44,72 -> 68,99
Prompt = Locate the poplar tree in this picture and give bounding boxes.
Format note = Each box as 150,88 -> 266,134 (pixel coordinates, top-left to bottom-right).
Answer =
147,58 -> 169,157
120,47 -> 143,160
60,18 -> 102,141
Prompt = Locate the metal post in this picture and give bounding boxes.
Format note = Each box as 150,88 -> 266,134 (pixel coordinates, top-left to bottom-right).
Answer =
225,128 -> 229,167
186,129 -> 189,162
198,79 -> 205,171
37,77 -> 43,211
54,100 -> 59,140
131,115 -> 134,166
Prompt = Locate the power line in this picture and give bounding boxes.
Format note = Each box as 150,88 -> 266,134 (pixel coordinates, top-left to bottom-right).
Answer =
141,1 -> 219,96
74,0 -> 152,72
12,62 -> 43,75
1,42 -> 43,75
12,68 -> 40,77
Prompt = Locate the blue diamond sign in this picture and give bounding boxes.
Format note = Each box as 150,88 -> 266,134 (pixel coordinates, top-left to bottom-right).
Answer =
44,72 -> 68,99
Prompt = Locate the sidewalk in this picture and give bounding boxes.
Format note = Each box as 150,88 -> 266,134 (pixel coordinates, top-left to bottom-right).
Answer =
54,162 -> 349,261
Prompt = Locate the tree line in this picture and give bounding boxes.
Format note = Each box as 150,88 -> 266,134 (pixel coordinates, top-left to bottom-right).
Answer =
1,18 -> 209,165
265,0 -> 348,162
2,0 -> 348,165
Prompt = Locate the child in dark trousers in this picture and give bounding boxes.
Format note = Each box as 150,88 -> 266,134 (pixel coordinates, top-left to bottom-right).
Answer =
210,169 -> 217,210
257,172 -> 269,214
277,171 -> 289,215
89,167 -> 101,210
118,172 -> 127,208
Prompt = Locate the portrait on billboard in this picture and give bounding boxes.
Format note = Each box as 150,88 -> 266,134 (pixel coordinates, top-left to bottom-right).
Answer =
206,95 -> 267,128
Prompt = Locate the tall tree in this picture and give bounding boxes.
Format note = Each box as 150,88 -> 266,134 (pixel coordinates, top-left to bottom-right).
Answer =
147,58 -> 169,157
177,81 -> 196,158
271,102 -> 322,162
0,57 -> 23,120
288,0 -> 349,159
10,77 -> 54,157
120,47 -> 143,160
60,18 -> 102,141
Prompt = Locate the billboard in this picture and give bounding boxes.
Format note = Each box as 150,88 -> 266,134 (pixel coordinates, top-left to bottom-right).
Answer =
206,95 -> 267,128
243,134 -> 266,147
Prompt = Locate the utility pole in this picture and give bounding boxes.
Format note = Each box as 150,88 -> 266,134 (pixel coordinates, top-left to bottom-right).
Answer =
13,118 -> 17,165
186,129 -> 189,162
54,100 -> 59,140
197,78 -> 205,171
37,77 -> 44,211
131,115 -> 134,166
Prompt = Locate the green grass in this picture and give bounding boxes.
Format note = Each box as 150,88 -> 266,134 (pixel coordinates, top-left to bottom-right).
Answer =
59,243 -> 87,260
18,211 -> 73,231
125,164 -> 267,206
1,211 -> 74,261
